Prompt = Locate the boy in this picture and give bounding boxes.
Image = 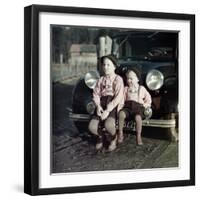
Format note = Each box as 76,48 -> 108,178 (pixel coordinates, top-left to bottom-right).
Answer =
88,55 -> 124,151
118,68 -> 152,145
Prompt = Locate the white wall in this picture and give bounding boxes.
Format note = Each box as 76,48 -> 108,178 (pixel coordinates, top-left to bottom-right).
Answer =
0,0 -> 199,199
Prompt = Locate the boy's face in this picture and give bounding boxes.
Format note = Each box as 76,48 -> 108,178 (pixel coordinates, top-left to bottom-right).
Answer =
102,58 -> 115,75
126,71 -> 139,86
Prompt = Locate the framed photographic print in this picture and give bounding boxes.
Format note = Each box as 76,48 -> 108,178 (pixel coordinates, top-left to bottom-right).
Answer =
24,4 -> 195,195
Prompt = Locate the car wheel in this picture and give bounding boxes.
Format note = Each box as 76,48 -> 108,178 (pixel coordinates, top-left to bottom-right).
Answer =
74,121 -> 89,134
73,121 -> 97,144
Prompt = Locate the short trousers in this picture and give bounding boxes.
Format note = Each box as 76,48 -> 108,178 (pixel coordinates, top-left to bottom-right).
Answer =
92,95 -> 117,121
121,100 -> 145,119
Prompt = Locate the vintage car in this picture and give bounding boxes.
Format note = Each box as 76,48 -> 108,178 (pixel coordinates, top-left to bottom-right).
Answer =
69,30 -> 178,141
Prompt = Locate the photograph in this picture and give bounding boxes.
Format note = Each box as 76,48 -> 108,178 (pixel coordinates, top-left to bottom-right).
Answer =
24,4 -> 195,195
51,25 -> 179,173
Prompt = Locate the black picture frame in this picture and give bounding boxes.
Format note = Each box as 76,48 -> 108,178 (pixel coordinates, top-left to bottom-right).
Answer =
24,4 -> 195,196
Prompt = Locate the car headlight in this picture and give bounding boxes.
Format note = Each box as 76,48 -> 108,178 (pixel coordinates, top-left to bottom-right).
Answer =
84,71 -> 100,89
86,101 -> 96,114
146,69 -> 164,90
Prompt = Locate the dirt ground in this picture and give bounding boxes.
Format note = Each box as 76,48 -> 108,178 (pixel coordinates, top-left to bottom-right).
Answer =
52,79 -> 178,174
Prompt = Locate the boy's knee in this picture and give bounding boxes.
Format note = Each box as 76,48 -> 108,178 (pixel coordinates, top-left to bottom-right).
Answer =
135,115 -> 142,122
104,118 -> 115,135
88,121 -> 98,135
119,110 -> 126,119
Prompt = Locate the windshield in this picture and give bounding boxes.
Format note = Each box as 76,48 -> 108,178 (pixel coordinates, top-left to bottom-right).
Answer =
112,33 -> 177,61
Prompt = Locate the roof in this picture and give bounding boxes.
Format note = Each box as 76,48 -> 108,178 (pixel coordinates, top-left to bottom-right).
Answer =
69,44 -> 96,53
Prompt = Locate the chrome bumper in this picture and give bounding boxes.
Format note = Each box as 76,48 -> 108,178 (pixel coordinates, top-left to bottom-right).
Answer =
69,113 -> 176,128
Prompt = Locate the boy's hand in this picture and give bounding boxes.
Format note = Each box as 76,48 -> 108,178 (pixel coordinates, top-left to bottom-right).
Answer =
97,105 -> 104,117
101,110 -> 109,120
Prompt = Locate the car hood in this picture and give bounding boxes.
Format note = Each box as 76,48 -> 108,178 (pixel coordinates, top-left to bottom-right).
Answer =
117,60 -> 177,81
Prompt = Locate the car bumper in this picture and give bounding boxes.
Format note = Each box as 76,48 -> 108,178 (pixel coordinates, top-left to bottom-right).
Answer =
69,113 -> 176,128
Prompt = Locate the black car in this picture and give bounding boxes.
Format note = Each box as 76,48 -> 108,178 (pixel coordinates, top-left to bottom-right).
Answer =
69,30 -> 178,141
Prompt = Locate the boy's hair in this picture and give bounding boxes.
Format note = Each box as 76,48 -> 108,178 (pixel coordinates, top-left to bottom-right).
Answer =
100,54 -> 118,68
126,66 -> 142,84
126,67 -> 141,79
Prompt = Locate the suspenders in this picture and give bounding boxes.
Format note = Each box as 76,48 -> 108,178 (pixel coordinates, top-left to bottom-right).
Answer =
126,85 -> 141,103
112,75 -> 118,92
137,85 -> 141,103
101,75 -> 118,94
